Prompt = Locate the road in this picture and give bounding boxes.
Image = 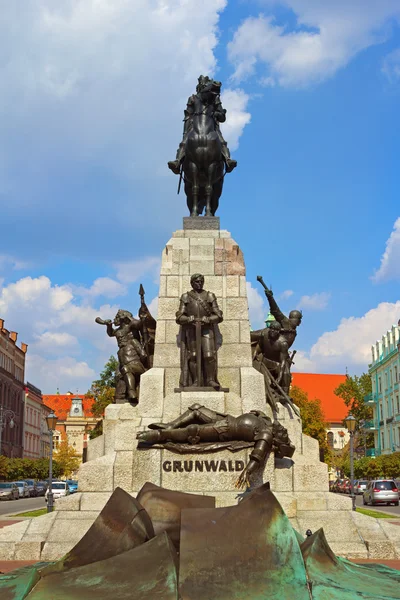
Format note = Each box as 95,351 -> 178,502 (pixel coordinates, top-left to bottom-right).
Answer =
0,496 -> 46,517
355,494 -> 400,517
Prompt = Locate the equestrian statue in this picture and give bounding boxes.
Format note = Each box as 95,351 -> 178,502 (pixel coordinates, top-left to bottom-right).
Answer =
168,75 -> 237,217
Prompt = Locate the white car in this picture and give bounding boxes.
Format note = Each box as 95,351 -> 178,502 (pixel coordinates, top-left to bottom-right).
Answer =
45,481 -> 70,502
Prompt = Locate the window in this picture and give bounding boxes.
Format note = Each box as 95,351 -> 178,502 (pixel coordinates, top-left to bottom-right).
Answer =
390,370 -> 393,387
381,432 -> 385,449
396,366 -> 399,383
379,377 -> 382,393
385,372 -> 389,390
397,396 -> 400,414
327,432 -> 334,448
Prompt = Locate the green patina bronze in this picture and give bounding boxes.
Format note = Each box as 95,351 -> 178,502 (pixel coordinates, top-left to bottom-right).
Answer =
1,484 -> 400,599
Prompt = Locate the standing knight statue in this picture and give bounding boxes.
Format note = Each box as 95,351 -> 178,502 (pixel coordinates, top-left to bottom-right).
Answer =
168,75 -> 237,217
176,273 -> 223,390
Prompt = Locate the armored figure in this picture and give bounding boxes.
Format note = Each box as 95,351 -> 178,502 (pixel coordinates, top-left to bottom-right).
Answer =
176,273 -> 223,389
257,276 -> 302,349
168,75 -> 237,175
253,321 -> 300,416
137,404 -> 295,488
96,309 -> 149,404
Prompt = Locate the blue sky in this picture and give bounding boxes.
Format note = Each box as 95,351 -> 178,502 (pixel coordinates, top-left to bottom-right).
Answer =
1,0 -> 400,393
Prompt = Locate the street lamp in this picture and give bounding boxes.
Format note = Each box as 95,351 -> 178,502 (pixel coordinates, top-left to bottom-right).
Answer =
345,414 -> 357,511
0,405 -> 15,456
46,411 -> 58,513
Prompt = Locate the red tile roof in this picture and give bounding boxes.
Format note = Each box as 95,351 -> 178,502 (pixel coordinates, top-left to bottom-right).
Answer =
291,373 -> 348,423
42,395 -> 95,421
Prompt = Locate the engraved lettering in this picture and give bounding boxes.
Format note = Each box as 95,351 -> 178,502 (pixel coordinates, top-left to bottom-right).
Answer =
228,460 -> 235,472
184,460 -> 193,472
173,461 -> 183,472
205,460 -> 218,472
195,460 -> 204,472
219,460 -> 227,472
235,460 -> 245,472
163,461 -> 172,472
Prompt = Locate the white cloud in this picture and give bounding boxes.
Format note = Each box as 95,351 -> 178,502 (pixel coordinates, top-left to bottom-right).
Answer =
294,300 -> 400,374
279,289 -> 294,300
0,274 -> 120,391
372,217 -> 400,283
32,331 -> 79,355
228,2 -> 400,87
291,350 -> 316,372
0,0 -> 250,238
246,282 -> 266,329
220,89 -> 251,151
147,296 -> 159,319
114,257 -> 161,285
27,354 -> 95,394
74,277 -> 127,299
299,292 -> 331,311
382,48 -> 400,83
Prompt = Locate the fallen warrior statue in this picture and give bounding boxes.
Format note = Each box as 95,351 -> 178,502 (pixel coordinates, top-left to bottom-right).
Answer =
137,404 -> 295,488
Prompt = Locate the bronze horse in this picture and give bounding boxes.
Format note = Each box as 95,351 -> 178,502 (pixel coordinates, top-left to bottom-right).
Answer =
183,79 -> 225,217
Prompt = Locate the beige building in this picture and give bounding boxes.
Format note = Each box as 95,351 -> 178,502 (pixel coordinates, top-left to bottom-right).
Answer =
43,393 -> 99,462
0,319 -> 27,457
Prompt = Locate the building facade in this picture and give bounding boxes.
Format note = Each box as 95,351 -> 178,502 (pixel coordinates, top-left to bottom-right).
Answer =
40,403 -> 51,459
43,393 -> 99,462
364,323 -> 400,456
292,372 -> 349,450
0,319 -> 27,457
24,382 -> 42,459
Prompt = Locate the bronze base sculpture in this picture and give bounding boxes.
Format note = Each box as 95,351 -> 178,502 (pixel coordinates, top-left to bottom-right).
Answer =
2,484 -> 400,599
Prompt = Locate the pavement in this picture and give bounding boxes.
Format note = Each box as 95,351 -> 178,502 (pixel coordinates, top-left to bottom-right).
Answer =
0,495 -> 45,517
355,493 -> 400,517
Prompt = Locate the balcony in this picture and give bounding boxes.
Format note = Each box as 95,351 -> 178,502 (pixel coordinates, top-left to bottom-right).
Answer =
361,420 -> 378,431
364,393 -> 376,405
366,448 -> 377,458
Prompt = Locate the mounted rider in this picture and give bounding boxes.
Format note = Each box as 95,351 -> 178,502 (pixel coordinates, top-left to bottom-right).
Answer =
168,75 -> 237,175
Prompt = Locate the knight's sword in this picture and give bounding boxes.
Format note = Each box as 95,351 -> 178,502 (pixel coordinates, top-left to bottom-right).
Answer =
195,319 -> 202,386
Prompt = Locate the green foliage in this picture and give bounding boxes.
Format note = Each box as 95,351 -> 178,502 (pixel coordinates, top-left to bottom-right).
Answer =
0,455 -> 9,480
356,508 -> 393,519
13,508 -> 47,518
346,452 -> 400,480
89,420 -> 103,440
0,457 -> 62,481
334,373 -> 373,424
86,355 -> 117,419
290,386 -> 329,459
94,355 -> 118,389
53,441 -> 81,478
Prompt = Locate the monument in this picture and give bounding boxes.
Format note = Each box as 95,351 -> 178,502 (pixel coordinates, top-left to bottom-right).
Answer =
0,75 -> 399,568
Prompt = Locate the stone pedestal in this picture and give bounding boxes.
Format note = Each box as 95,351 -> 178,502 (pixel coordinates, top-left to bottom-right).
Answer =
0,221 -> 399,561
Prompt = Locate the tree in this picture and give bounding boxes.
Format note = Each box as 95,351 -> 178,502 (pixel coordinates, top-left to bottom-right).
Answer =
53,441 -> 81,478
290,386 -> 329,459
86,355 -> 117,420
334,373 -> 373,423
0,455 -> 9,480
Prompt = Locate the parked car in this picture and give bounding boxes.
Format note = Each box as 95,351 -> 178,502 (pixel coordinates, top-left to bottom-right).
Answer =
355,480 -> 368,495
0,482 -> 19,501
337,480 -> 349,493
45,481 -> 70,502
363,480 -> 399,506
15,481 -> 30,498
23,479 -> 38,497
66,480 -> 78,493
331,479 -> 343,493
36,481 -> 47,496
